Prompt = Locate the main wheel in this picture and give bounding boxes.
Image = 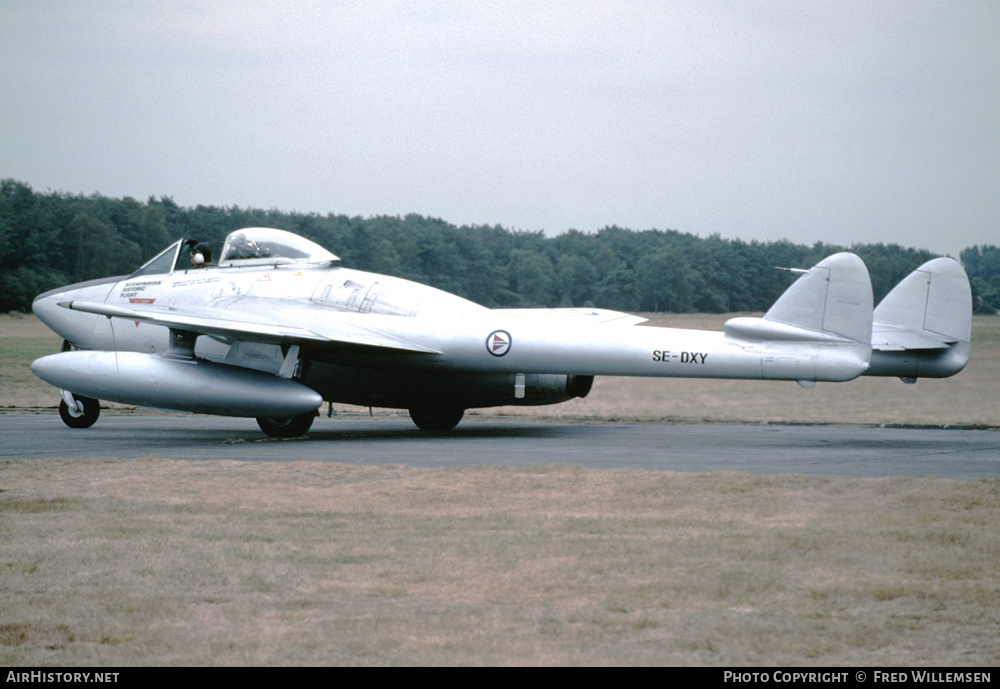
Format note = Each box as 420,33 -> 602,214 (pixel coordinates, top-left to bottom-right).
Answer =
256,412 -> 315,438
58,395 -> 100,429
408,406 -> 464,432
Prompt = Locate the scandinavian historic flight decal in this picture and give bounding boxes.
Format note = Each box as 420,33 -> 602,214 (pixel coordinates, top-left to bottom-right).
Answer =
486,330 -> 511,357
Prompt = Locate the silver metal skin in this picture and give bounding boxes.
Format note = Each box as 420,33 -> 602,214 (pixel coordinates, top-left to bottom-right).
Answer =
30,227 -> 972,434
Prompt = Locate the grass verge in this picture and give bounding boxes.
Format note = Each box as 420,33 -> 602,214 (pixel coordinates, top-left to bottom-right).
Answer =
2,459 -> 998,665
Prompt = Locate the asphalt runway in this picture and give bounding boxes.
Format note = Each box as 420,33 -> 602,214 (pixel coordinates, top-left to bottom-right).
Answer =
2,411 -> 998,479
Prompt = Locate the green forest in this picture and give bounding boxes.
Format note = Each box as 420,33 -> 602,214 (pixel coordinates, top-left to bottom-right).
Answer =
2,179 -> 998,315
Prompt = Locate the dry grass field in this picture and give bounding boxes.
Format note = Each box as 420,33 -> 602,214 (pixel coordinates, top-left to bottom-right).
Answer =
2,314 -> 998,666
3,460 -> 998,666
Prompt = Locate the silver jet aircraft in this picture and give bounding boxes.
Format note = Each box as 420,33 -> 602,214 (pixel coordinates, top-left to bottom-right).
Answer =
31,227 -> 972,436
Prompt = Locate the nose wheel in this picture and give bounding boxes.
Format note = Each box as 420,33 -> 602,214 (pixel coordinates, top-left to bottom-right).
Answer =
58,391 -> 101,429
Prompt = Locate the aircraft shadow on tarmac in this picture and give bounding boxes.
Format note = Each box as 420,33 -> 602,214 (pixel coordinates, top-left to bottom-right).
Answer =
230,422 -> 574,443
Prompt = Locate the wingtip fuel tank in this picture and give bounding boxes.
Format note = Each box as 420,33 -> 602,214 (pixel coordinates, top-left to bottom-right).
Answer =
31,351 -> 323,418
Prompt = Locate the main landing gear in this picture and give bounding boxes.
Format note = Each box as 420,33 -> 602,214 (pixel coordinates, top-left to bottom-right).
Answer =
256,412 -> 316,438
257,406 -> 464,436
408,406 -> 464,432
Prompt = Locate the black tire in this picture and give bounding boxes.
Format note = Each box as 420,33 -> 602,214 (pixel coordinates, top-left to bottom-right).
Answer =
408,406 -> 464,432
58,395 -> 100,429
256,412 -> 315,438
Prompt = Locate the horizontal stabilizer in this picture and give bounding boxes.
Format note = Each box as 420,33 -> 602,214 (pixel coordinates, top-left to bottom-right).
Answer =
871,326 -> 955,351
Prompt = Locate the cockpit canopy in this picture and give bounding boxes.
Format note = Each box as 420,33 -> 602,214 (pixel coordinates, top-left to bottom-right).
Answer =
218,227 -> 340,266
128,227 -> 340,278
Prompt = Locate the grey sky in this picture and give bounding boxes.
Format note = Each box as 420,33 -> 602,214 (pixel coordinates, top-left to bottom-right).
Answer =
3,1 -> 997,256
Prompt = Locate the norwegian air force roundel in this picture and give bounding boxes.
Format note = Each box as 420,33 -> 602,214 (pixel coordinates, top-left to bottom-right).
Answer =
486,330 -> 511,357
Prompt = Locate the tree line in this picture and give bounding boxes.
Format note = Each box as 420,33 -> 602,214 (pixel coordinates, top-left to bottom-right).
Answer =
2,179 -> 998,315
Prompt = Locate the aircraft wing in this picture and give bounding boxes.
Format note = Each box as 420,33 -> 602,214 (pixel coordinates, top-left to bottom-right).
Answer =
60,300 -> 442,354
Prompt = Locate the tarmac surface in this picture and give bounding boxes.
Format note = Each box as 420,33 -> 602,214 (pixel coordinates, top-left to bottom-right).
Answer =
2,411 -> 998,479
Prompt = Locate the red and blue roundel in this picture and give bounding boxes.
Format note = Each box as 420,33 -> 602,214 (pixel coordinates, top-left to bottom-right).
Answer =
486,330 -> 511,357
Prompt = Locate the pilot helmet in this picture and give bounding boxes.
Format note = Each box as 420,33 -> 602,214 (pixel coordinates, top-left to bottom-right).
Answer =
227,232 -> 263,259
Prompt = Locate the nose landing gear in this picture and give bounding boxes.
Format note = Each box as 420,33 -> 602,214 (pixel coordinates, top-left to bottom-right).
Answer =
58,391 -> 101,429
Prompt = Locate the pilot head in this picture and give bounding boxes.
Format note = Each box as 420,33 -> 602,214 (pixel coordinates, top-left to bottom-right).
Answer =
189,242 -> 212,268
226,232 -> 264,260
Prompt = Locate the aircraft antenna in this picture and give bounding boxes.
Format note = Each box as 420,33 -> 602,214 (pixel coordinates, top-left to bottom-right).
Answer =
108,316 -> 120,373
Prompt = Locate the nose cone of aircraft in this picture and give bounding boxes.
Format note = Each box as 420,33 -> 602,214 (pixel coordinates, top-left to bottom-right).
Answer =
32,277 -> 120,346
32,289 -> 74,337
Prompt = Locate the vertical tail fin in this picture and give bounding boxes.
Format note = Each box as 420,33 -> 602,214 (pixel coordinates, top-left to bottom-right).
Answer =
867,257 -> 971,380
726,252 -> 873,344
765,252 -> 873,343
873,257 -> 972,348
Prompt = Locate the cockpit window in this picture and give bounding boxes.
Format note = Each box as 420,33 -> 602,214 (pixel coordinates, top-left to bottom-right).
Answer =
128,240 -> 184,278
219,227 -> 339,266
